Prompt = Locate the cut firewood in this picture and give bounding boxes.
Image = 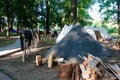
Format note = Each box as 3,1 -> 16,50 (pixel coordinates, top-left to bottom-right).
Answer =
42,57 -> 48,64
108,64 -> 120,79
79,64 -> 90,79
87,57 -> 99,69
87,54 -> 101,62
36,55 -> 42,66
48,54 -> 56,68
54,58 -> 64,62
58,63 -> 73,79
72,70 -> 75,80
98,63 -> 117,80
55,54 -> 120,80
93,67 -> 102,76
74,64 -> 80,80
113,64 -> 120,74
79,54 -> 117,80
104,63 -> 120,79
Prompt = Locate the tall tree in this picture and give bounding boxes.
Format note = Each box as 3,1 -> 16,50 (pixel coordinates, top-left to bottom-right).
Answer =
2,0 -> 16,37
15,0 -> 40,28
99,0 -> 120,35
71,0 -> 77,24
77,0 -> 95,26
117,1 -> 120,35
61,0 -> 94,26
46,0 -> 50,34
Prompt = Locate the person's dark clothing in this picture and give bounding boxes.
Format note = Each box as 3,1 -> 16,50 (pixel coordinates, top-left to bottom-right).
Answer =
20,33 -> 24,50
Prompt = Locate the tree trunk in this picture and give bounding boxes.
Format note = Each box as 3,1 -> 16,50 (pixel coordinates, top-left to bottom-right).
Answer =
118,2 -> 120,36
10,19 -> 13,31
0,16 -> 2,32
61,11 -> 65,29
46,0 -> 50,35
6,17 -> 10,38
71,0 -> 77,24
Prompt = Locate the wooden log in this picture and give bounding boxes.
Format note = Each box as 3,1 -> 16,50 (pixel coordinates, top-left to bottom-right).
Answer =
107,63 -> 120,79
42,57 -> 63,65
97,62 -> 117,80
79,64 -> 90,79
58,63 -> 73,80
86,74 -> 97,80
36,55 -> 42,66
87,54 -> 101,62
113,64 -> 120,74
74,64 -> 80,80
72,70 -> 75,80
42,57 -> 48,64
54,58 -> 64,62
48,54 -> 56,68
93,67 -> 102,76
87,57 -> 99,69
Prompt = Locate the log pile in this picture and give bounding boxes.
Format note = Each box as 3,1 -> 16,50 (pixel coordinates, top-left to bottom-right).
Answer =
57,54 -> 120,80
35,54 -> 120,80
78,54 -> 117,80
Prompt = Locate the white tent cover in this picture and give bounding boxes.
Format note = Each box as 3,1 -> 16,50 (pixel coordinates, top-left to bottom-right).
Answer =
84,26 -> 111,40
56,24 -> 73,43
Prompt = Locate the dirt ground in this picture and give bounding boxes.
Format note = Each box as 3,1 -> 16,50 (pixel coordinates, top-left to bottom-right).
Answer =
0,39 -> 120,80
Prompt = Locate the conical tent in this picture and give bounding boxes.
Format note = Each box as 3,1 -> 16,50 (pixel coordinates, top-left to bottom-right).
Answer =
46,24 -> 110,62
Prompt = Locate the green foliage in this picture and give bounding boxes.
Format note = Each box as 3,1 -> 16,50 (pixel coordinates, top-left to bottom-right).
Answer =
0,0 -> 96,30
99,0 -> 118,22
108,27 -> 118,34
15,0 -> 40,28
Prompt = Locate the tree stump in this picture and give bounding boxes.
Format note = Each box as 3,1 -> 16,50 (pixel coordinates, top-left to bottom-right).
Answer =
58,63 -> 73,80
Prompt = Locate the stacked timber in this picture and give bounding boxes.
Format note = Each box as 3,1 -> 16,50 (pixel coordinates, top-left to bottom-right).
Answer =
36,54 -> 120,80
79,54 -> 116,80
57,54 -> 120,80
36,55 -> 42,66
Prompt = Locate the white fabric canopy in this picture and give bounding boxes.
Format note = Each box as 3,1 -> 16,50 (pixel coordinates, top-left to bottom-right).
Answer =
84,26 -> 111,40
56,24 -> 73,43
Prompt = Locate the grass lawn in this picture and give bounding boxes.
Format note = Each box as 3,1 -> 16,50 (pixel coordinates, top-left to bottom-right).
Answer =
0,38 -> 17,47
0,32 -> 19,47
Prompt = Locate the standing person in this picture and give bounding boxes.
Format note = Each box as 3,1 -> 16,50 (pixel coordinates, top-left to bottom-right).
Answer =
21,27 -> 32,62
19,27 -> 24,50
19,27 -> 26,62
20,32 -> 24,50
22,28 -> 32,52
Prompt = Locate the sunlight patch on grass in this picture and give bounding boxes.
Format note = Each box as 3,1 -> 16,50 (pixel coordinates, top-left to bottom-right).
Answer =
0,38 -> 16,47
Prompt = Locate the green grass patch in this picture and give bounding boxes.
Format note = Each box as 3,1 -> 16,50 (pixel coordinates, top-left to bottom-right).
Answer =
0,32 -> 19,37
0,38 -> 17,47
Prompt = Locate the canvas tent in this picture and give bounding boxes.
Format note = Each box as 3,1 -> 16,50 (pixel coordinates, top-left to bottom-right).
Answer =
84,27 -> 111,41
95,27 -> 111,40
46,24 -> 110,63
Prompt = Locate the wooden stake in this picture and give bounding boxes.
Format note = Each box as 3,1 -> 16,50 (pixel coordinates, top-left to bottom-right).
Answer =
48,54 -> 55,68
22,50 -> 26,62
36,55 -> 42,66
